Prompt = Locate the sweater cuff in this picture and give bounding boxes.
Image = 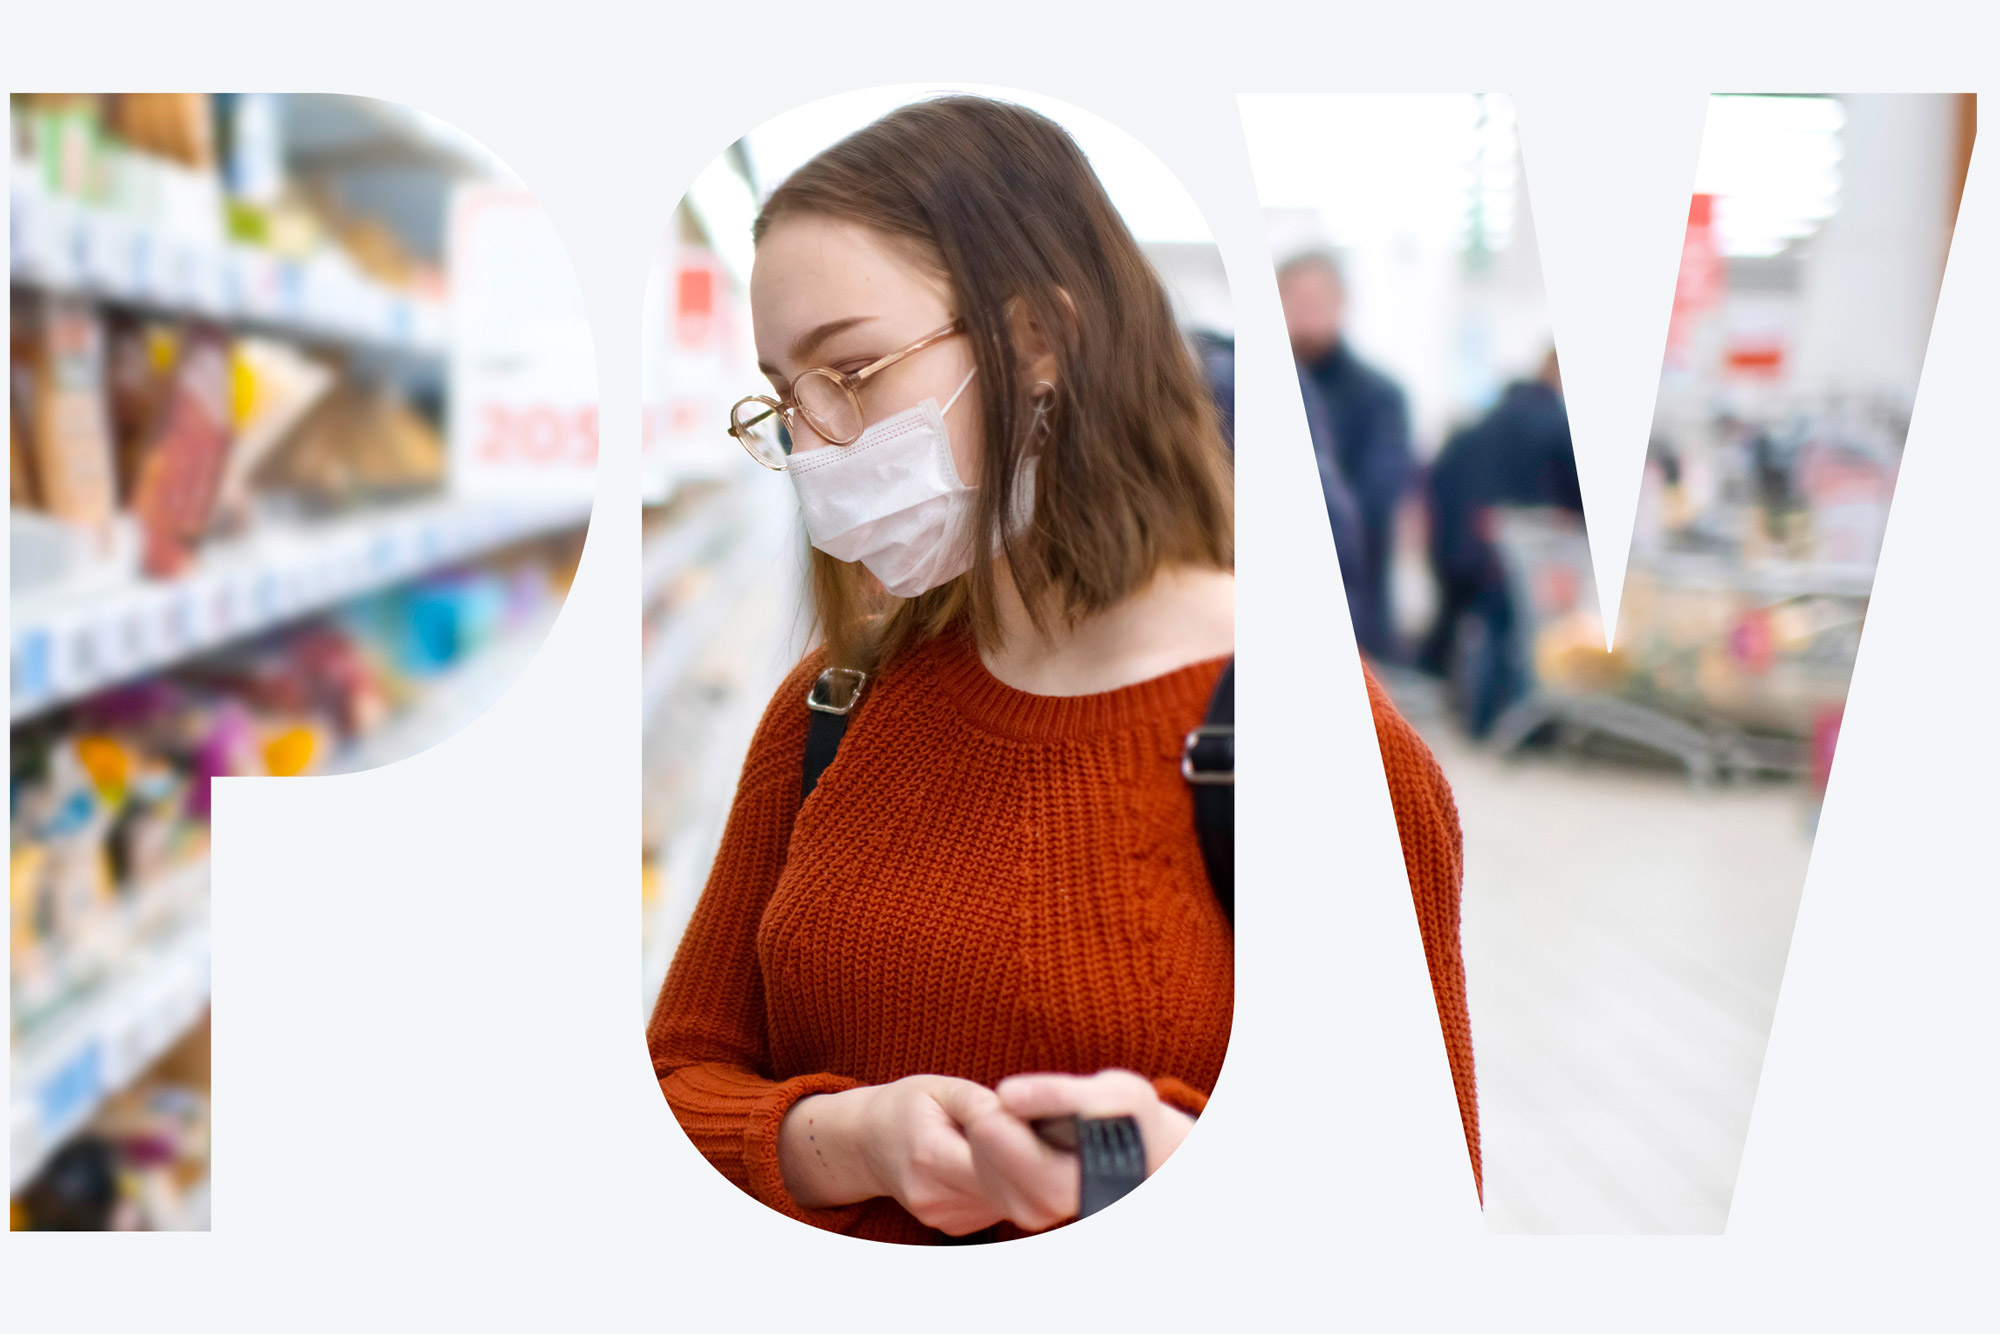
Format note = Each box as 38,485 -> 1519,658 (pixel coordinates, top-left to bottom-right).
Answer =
1153,1076 -> 1209,1119
740,1071 -> 870,1232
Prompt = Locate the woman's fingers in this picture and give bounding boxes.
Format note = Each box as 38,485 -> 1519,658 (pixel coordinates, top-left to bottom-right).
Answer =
899,1087 -> 1004,1235
997,1069 -> 1196,1176
927,1075 -> 1004,1128
964,1106 -> 1079,1233
996,1068 -> 1157,1120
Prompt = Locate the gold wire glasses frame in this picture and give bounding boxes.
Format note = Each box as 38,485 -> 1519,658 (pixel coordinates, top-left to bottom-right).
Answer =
727,319 -> 966,470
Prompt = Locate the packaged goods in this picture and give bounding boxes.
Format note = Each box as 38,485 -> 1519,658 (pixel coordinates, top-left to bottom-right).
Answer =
12,393 -> 39,506
108,94 -> 216,171
256,380 -> 446,507
22,296 -> 119,531
212,337 -> 337,532
104,317 -> 178,505
130,326 -> 235,577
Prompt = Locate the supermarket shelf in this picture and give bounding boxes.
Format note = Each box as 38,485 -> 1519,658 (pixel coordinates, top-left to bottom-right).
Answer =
10,491 -> 592,723
324,596 -> 564,775
642,441 -> 757,507
640,669 -> 773,1016
1636,552 -> 1876,601
284,95 -> 506,181
10,876 -> 212,1194
10,178 -> 448,356
642,490 -> 747,605
640,536 -> 773,729
639,485 -> 804,1012
641,476 -> 796,726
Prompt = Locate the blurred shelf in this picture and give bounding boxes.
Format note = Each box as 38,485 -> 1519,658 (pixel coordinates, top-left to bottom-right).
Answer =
642,490 -> 746,605
640,536 -> 771,729
10,491 -> 592,724
640,671 -> 772,1016
1634,552 -> 1876,601
641,442 -> 756,507
282,94 -> 504,181
10,870 -> 211,1195
10,177 -> 448,356
324,595 -> 565,775
639,486 -> 804,1012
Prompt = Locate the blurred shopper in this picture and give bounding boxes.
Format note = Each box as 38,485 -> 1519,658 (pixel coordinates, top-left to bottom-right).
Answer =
1419,348 -> 1582,736
1188,329 -> 1236,450
648,97 -> 1481,1246
1278,251 -> 1415,663
1298,369 -> 1373,647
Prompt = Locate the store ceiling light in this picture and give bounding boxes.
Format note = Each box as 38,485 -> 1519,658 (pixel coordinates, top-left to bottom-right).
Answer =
1240,93 -> 1520,255
1692,94 -> 1844,258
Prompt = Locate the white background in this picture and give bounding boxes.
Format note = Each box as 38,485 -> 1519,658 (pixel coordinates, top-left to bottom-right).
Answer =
5,1 -> 1996,1328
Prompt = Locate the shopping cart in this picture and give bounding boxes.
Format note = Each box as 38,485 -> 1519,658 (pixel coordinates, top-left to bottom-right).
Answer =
1479,507 -> 1795,788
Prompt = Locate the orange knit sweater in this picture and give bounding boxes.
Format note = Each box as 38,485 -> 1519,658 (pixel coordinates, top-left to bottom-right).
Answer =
646,631 -> 1480,1243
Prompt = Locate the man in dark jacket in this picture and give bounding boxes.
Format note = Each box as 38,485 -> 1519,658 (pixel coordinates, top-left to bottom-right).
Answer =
1279,251 -> 1414,663
1188,329 -> 1236,450
1297,369 -> 1373,651
1419,348 -> 1583,735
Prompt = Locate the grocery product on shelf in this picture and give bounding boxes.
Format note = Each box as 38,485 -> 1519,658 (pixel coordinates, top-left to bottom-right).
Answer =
14,293 -> 119,531
257,376 -> 447,510
11,1011 -> 211,1232
9,527 -> 582,1204
10,92 -> 594,1229
130,323 -> 234,577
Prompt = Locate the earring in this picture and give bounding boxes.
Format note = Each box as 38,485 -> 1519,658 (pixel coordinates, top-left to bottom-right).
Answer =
1031,379 -> 1056,442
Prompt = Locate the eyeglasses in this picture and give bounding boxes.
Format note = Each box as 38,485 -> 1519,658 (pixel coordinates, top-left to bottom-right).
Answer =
728,319 -> 964,470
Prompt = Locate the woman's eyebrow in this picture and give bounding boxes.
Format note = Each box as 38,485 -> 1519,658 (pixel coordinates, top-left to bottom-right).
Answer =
756,315 -> 876,377
791,315 -> 875,365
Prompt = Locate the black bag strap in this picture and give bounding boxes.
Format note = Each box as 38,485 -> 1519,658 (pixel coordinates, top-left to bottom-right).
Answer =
801,667 -> 868,802
800,657 -> 1234,927
1181,658 -> 1234,928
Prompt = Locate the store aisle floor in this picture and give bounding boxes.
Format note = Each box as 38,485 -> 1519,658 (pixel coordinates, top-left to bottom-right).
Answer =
1389,679 -> 1815,1233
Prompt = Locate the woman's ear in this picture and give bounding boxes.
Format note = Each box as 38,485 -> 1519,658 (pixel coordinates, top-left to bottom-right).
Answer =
1003,291 -> 1073,392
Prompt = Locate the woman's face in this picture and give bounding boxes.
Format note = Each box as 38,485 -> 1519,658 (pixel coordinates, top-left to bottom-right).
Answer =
750,215 -> 981,482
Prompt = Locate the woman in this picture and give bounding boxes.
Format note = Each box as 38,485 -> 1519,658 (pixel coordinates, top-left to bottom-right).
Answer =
646,96 -> 1478,1245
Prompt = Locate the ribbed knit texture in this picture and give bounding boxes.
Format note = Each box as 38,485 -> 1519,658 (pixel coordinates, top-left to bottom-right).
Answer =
646,630 -> 1480,1243
1363,667 -> 1483,1200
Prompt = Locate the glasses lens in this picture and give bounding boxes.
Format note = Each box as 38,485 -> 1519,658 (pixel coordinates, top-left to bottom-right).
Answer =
730,399 -> 789,469
794,371 -> 863,445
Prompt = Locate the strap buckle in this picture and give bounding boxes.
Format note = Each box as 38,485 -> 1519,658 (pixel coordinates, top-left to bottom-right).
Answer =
807,667 -> 868,716
1182,724 -> 1234,786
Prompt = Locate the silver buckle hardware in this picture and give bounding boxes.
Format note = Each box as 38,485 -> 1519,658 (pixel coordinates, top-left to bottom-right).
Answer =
1182,724 -> 1233,786
807,667 -> 868,716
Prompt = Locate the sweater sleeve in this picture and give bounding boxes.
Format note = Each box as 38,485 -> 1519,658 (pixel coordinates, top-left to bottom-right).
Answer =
1153,1076 -> 1209,1119
644,649 -> 872,1232
1361,665 -> 1484,1203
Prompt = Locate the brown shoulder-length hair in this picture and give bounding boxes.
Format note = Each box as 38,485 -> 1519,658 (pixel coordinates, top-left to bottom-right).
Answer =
754,95 -> 1233,674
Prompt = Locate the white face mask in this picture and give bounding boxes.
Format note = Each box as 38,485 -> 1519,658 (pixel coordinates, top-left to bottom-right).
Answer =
786,367 -> 1035,598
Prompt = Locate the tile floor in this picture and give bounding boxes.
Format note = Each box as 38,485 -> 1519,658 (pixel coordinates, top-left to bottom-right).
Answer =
1382,674 -> 1816,1233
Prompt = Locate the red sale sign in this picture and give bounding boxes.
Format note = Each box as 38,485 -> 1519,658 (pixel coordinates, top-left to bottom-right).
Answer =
641,237 -> 756,500
448,185 -> 599,499
1664,193 -> 1723,371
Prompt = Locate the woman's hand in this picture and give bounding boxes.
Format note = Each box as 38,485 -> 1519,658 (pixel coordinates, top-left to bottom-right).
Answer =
960,1069 -> 1197,1233
778,1075 -> 1006,1236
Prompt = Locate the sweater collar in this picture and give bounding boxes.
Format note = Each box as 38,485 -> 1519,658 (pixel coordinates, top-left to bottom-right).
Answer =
912,629 -> 1229,745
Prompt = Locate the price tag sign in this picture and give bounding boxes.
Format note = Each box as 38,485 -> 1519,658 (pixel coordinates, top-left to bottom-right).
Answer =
641,230 -> 758,501
36,1041 -> 104,1144
11,630 -> 53,713
10,179 -> 42,277
82,210 -> 135,297
449,184 -> 598,501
